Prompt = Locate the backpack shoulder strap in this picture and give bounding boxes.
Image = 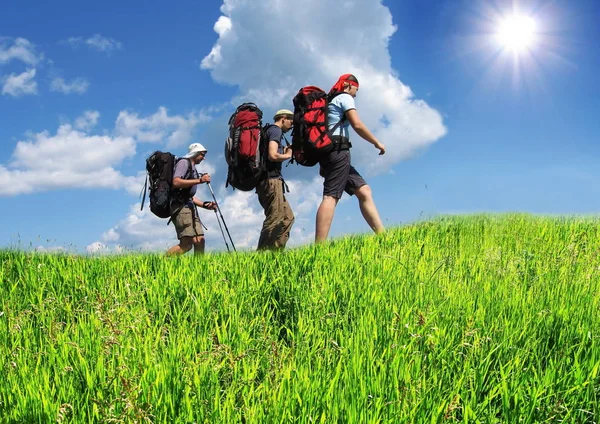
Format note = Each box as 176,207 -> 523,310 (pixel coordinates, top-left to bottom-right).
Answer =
185,158 -> 194,179
328,91 -> 348,122
327,91 -> 345,103
175,157 -> 194,180
327,92 -> 349,137
263,123 -> 277,134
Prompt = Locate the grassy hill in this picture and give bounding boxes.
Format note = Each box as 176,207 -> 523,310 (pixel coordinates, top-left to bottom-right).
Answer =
1,214 -> 599,422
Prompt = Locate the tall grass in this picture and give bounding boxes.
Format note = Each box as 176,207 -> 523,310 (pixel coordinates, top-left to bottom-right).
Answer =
1,214 -> 599,422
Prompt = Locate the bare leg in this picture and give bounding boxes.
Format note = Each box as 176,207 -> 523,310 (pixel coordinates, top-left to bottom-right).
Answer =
315,195 -> 339,243
193,236 -> 205,255
355,185 -> 384,233
166,237 -> 193,256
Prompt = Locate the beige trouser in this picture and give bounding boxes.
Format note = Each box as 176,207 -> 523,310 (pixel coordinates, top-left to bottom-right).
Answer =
256,178 -> 295,250
173,206 -> 204,239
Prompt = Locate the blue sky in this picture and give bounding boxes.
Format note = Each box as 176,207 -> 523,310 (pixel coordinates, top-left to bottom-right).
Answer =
1,0 -> 599,253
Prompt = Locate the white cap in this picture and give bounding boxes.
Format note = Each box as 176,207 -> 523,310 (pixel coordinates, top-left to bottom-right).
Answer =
183,143 -> 207,158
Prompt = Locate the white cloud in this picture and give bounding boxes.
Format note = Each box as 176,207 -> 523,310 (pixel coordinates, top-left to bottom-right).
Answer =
74,110 -> 100,130
0,123 -> 136,196
65,37 -> 83,47
0,107 -> 217,197
35,245 -> 67,253
208,188 -> 265,249
115,106 -> 212,147
86,34 -> 122,53
95,203 -> 177,252
202,45 -> 223,71
12,125 -> 134,171
0,39 -> 41,98
201,16 -> 232,69
0,37 -> 41,65
214,16 -> 232,36
86,241 -> 109,254
2,68 -> 37,97
50,77 -> 90,94
198,158 -> 217,179
122,171 -> 148,197
102,228 -> 120,242
65,34 -> 122,54
201,0 -> 447,176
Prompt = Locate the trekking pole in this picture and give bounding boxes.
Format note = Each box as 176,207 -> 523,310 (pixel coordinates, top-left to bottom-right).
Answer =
193,204 -> 208,232
212,208 -> 231,253
207,182 -> 237,252
195,199 -> 229,252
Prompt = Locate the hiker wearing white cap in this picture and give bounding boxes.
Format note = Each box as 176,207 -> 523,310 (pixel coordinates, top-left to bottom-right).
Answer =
255,109 -> 295,250
166,143 -> 217,256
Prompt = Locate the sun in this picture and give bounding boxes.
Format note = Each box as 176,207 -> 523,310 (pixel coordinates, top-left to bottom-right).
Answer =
455,3 -> 570,92
496,15 -> 537,53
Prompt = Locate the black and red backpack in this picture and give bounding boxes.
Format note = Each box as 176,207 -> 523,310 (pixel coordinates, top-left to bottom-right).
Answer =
224,103 -> 270,191
290,86 -> 347,166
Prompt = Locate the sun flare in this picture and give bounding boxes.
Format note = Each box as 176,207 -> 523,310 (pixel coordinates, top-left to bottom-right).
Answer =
496,15 -> 537,52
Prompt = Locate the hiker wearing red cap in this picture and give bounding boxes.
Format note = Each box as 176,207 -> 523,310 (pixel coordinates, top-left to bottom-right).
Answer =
315,74 -> 385,243
167,143 -> 217,256
256,109 -> 295,250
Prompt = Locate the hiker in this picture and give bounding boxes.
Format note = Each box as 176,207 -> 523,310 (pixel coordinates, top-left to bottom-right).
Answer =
315,74 -> 386,243
256,109 -> 295,250
166,143 -> 217,256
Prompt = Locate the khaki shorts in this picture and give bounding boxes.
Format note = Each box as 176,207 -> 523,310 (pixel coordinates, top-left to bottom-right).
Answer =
173,206 -> 204,239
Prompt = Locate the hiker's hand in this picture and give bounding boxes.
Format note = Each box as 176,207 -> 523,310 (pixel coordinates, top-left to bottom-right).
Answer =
375,142 -> 385,155
202,201 -> 217,210
199,174 -> 211,184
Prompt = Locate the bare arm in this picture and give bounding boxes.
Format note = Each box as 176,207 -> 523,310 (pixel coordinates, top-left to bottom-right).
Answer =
267,141 -> 292,162
172,173 -> 211,189
346,109 -> 385,155
192,197 -> 217,210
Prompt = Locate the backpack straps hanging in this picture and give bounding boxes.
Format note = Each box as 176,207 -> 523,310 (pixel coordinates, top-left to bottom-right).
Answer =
192,204 -> 208,232
183,158 -> 193,179
279,176 -> 290,193
166,205 -> 183,226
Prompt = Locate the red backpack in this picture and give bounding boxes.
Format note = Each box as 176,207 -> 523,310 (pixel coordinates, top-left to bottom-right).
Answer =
224,103 -> 269,191
290,86 -> 346,166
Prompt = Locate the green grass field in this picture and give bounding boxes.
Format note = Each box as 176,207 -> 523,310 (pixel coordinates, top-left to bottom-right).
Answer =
1,214 -> 599,423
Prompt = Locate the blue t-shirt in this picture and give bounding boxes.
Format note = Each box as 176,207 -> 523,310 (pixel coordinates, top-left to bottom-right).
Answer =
327,93 -> 356,139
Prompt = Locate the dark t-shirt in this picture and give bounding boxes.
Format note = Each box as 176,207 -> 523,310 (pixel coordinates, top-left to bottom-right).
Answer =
265,125 -> 284,179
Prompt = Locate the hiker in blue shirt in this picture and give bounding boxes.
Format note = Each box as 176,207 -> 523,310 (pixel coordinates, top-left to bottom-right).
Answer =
315,74 -> 386,243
